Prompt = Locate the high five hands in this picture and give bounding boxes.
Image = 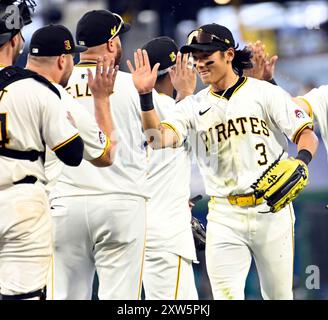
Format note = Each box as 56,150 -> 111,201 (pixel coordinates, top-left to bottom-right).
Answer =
127,49 -> 160,94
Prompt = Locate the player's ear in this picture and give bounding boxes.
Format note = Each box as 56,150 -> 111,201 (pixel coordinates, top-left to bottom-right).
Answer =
225,48 -> 235,63
57,54 -> 66,70
107,39 -> 115,53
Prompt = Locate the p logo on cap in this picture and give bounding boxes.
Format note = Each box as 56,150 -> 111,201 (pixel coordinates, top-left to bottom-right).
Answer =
64,40 -> 72,50
169,52 -> 176,63
111,26 -> 117,36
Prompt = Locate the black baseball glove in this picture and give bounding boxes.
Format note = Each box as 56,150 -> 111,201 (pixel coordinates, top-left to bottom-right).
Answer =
191,216 -> 206,251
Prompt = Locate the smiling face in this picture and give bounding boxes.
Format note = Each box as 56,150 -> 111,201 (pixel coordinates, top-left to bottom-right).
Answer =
192,48 -> 234,86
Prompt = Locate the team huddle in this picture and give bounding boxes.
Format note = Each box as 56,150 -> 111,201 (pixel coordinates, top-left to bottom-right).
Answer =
0,0 -> 326,300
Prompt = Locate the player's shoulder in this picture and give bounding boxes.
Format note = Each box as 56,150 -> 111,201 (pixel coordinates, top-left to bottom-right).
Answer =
185,87 -> 209,103
52,82 -> 67,95
114,70 -> 134,85
153,91 -> 176,116
5,78 -> 59,100
116,70 -> 132,79
53,83 -> 77,104
154,91 -> 175,104
111,70 -> 139,99
247,77 -> 290,100
245,76 -> 273,89
244,76 -> 270,87
304,84 -> 328,98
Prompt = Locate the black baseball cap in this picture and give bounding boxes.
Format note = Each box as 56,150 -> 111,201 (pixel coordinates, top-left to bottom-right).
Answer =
76,10 -> 130,48
29,24 -> 87,56
180,23 -> 235,54
142,37 -> 178,75
0,0 -> 36,46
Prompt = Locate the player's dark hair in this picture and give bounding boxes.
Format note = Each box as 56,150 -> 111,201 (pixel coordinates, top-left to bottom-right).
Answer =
231,45 -> 253,76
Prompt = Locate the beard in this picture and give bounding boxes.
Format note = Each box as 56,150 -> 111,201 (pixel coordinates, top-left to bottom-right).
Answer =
60,68 -> 73,88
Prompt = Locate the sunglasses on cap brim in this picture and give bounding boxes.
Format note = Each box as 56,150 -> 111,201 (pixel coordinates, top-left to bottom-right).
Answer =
109,13 -> 124,41
186,29 -> 231,47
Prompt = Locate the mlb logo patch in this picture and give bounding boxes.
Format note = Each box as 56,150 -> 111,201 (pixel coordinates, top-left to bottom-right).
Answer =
99,131 -> 106,145
295,109 -> 305,118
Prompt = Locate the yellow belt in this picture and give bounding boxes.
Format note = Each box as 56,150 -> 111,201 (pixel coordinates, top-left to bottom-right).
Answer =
227,193 -> 263,207
209,194 -> 264,207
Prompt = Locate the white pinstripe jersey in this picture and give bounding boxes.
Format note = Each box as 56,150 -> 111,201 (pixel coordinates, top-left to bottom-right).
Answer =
161,76 -> 313,197
49,66 -> 148,199
0,76 -> 78,188
301,85 -> 328,156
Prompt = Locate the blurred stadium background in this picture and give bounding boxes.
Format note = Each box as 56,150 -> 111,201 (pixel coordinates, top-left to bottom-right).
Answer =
21,0 -> 328,300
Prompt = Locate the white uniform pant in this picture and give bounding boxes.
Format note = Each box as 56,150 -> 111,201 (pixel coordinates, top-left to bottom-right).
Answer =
48,194 -> 146,300
143,250 -> 198,300
206,197 -> 295,300
0,184 -> 52,296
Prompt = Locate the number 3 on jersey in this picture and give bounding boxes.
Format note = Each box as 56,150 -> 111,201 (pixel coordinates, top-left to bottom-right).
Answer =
255,143 -> 268,166
0,113 -> 9,148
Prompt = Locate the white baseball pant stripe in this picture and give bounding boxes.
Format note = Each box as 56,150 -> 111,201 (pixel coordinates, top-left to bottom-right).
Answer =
143,250 -> 198,300
206,197 -> 295,300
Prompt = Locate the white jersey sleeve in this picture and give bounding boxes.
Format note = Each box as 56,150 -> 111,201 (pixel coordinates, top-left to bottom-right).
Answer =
160,95 -> 195,146
54,84 -> 108,161
45,84 -> 109,191
41,88 -> 79,151
264,83 -> 313,143
0,78 -> 79,186
301,85 -> 328,153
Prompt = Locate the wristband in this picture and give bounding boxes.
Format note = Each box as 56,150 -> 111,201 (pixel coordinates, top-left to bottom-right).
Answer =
296,149 -> 312,165
139,92 -> 154,112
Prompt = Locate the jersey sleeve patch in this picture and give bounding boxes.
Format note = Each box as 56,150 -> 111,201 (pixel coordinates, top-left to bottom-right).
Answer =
98,135 -> 111,159
297,96 -> 314,122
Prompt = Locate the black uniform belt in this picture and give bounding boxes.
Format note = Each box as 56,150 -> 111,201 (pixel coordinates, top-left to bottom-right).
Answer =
0,286 -> 46,300
13,175 -> 37,185
0,147 -> 43,161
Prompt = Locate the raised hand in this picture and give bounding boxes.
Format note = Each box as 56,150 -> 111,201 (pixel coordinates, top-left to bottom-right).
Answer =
244,41 -> 266,80
263,54 -> 278,82
127,48 -> 160,94
244,41 -> 278,81
169,52 -> 196,101
87,55 -> 118,99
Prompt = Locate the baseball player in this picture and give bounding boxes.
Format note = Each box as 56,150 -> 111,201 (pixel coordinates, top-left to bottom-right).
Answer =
23,24 -> 117,195
48,10 -> 148,300
245,41 -> 327,157
141,37 -> 198,299
293,88 -> 328,154
127,23 -> 319,299
0,1 -> 85,300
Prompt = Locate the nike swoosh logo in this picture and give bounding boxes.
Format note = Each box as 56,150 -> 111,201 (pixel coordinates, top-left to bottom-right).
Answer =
199,107 -> 211,116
